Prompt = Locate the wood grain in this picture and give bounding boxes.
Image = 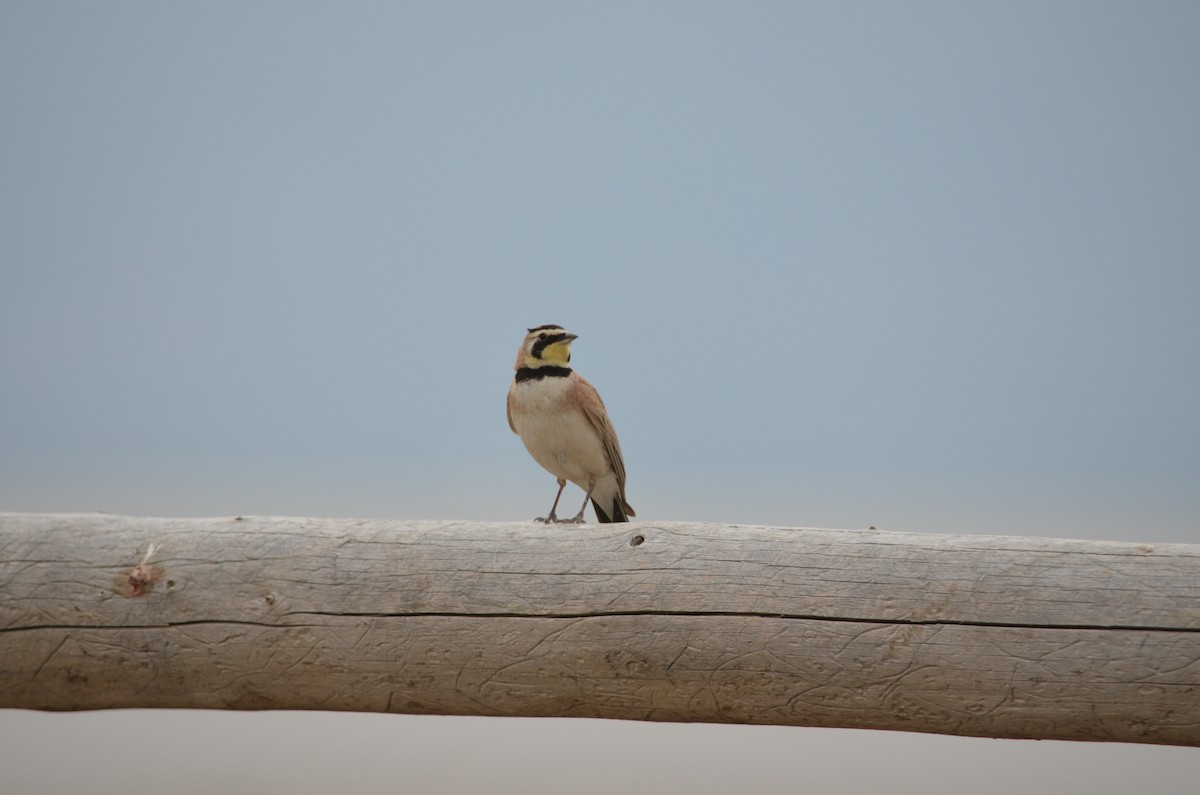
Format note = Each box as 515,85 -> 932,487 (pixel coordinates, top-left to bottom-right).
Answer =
2,513 -> 1197,745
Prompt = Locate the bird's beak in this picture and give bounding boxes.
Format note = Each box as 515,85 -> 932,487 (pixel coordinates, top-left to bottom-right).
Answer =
564,333 -> 579,342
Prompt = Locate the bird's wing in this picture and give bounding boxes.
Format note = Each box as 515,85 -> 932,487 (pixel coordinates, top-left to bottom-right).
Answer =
569,375 -> 626,488
506,385 -> 517,433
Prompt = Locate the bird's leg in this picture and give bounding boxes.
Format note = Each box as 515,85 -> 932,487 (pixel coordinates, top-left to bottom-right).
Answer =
537,478 -> 567,523
564,484 -> 595,524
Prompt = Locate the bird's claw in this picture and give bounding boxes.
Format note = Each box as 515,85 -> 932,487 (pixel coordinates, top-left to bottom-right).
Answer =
535,514 -> 587,525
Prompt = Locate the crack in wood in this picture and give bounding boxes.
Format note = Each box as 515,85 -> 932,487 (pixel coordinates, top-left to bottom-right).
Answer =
286,609 -> 1200,633
4,610 -> 1198,634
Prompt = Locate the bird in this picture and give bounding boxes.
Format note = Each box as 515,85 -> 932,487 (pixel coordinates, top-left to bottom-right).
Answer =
507,325 -> 635,524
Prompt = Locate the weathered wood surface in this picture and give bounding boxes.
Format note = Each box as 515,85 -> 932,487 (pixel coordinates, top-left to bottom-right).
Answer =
1,513 -> 1198,745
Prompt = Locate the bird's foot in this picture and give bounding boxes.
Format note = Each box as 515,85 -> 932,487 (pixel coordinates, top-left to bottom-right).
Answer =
535,512 -> 559,524
563,512 -> 587,524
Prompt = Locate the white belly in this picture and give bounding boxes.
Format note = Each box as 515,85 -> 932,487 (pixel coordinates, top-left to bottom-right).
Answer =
511,381 -> 610,488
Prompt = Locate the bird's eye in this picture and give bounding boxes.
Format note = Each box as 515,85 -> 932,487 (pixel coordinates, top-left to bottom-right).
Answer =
538,333 -> 547,340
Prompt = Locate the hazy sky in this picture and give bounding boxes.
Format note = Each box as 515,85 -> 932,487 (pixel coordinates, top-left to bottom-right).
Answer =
2,3 -> 1198,793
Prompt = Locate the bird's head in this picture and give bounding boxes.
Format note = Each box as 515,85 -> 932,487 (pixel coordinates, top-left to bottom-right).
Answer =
517,324 -> 578,370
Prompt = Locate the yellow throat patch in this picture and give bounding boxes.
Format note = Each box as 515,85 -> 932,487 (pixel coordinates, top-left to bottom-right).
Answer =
538,339 -> 572,366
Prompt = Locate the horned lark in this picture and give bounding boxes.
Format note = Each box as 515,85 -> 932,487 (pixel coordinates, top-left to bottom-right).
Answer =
507,325 -> 635,523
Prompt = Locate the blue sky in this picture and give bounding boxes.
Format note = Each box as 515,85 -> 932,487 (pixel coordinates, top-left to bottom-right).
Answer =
2,3 -> 1198,792
3,3 -> 1197,542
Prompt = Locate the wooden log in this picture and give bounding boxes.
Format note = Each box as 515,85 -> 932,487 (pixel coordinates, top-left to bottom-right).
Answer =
1,512 -> 1197,745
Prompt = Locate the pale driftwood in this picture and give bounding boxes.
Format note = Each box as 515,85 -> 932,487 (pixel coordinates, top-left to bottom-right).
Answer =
1,513 -> 1198,745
